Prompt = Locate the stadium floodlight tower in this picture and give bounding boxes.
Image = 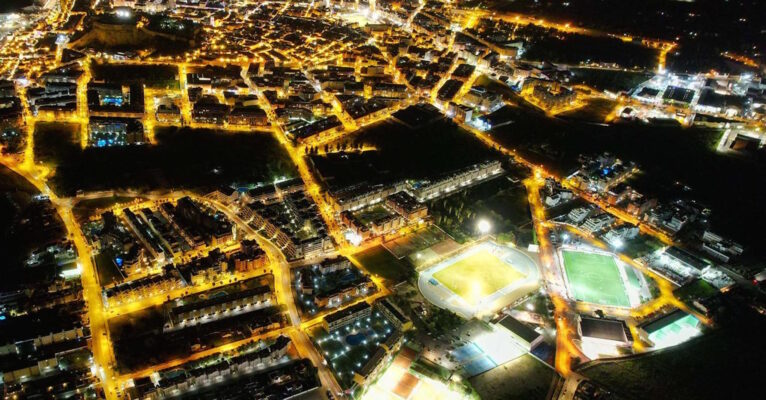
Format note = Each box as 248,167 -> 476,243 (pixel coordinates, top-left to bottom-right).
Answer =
477,219 -> 492,235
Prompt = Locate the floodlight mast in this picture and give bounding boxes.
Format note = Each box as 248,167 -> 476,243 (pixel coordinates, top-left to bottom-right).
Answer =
477,219 -> 491,235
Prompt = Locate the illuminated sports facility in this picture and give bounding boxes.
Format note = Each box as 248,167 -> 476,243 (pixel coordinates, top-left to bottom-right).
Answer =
419,241 -> 540,318
560,247 -> 644,309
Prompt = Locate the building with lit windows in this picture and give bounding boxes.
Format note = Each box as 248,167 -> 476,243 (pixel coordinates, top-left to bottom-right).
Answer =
322,301 -> 372,332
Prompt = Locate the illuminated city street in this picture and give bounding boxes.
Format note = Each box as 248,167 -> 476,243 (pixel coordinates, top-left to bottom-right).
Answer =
0,1 -> 764,399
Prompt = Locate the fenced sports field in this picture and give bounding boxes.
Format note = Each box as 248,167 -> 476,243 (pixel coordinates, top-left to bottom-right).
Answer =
419,241 -> 540,318
561,249 -> 631,308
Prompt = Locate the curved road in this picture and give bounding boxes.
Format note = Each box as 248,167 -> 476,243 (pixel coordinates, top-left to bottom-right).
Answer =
0,160 -> 345,399
201,196 -> 346,398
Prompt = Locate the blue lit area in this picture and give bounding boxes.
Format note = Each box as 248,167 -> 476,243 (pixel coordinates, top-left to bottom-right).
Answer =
100,95 -> 125,107
94,137 -> 120,147
89,120 -> 143,147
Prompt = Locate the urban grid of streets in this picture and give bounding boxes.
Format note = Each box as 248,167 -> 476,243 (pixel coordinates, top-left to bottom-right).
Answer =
0,0 -> 744,399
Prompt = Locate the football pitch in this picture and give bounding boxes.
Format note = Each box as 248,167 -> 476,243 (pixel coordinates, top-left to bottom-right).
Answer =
562,250 -> 631,308
433,250 -> 526,305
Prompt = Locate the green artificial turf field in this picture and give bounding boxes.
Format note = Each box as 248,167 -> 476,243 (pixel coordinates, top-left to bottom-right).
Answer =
562,250 -> 630,307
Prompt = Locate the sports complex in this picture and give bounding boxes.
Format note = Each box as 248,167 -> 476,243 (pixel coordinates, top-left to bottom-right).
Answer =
418,241 -> 540,318
559,246 -> 646,309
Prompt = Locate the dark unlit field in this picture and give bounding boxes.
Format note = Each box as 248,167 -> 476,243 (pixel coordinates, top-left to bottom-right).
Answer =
34,124 -> 296,196
469,354 -> 555,400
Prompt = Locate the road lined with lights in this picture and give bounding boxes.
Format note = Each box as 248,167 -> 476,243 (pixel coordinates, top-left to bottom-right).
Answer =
461,119 -> 708,375
0,3 -> 738,397
525,174 -> 584,376
0,157 -> 120,400
117,327 -> 290,385
0,151 -> 381,398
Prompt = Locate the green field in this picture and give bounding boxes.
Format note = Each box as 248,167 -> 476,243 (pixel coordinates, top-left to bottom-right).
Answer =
562,250 -> 630,307
434,250 -> 525,305
352,245 -> 411,282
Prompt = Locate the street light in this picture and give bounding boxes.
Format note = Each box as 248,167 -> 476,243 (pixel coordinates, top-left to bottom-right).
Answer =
115,9 -> 132,20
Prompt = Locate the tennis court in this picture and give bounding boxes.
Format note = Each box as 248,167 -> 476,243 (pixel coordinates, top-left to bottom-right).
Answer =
452,327 -> 527,377
384,225 -> 451,259
647,312 -> 702,349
